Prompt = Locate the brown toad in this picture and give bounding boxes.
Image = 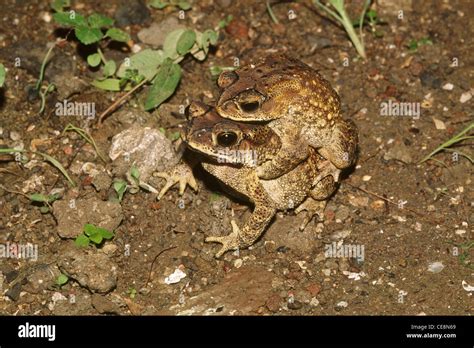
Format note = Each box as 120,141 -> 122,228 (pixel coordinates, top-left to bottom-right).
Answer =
180,102 -> 335,257
216,53 -> 358,183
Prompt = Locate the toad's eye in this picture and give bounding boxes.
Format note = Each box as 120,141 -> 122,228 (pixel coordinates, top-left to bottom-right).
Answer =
239,101 -> 260,113
217,132 -> 238,147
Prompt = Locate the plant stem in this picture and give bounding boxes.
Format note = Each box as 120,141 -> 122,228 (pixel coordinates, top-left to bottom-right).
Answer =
97,77 -> 149,126
35,44 -> 55,91
266,1 -> 279,24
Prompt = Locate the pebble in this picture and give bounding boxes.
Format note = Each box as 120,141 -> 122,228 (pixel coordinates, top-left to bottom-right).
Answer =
370,200 -> 386,211
362,175 -> 371,181
442,83 -> 454,90
10,131 -> 20,141
225,18 -> 249,39
233,259 -> 243,269
348,195 -> 369,208
459,91 -> 472,103
336,300 -> 348,308
164,269 -> 186,284
287,299 -> 303,310
310,297 -> 320,307
114,0 -> 150,27
427,262 -> 444,273
265,294 -> 281,312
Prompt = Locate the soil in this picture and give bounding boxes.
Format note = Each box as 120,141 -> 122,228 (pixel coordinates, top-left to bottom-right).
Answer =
0,0 -> 473,316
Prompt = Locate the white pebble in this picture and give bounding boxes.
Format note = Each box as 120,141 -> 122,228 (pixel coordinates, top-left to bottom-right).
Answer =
427,262 -> 444,273
362,175 -> 371,182
442,83 -> 454,90
233,258 -> 243,269
460,91 -> 472,103
336,301 -> 348,308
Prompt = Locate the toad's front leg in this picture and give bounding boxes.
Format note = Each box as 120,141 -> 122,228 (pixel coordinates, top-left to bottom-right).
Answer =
202,163 -> 277,257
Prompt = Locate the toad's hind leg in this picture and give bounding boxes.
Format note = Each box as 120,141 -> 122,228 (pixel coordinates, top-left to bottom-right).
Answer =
317,118 -> 358,181
295,197 -> 327,231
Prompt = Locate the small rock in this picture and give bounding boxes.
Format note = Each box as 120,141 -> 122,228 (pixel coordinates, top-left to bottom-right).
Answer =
10,131 -> 21,141
330,229 -> 351,241
225,18 -> 249,39
460,91 -> 472,103
362,175 -> 372,182
257,33 -> 273,46
306,283 -> 321,297
384,142 -> 413,164
399,259 -> 407,268
91,294 -> 120,314
164,268 -> 186,284
335,206 -> 350,222
419,70 -> 442,89
427,261 -> 444,273
309,297 -> 320,307
336,300 -> 348,308
53,197 -> 123,239
233,259 -> 243,269
432,117 -> 446,130
348,195 -> 369,208
287,299 -> 303,310
370,200 -> 386,211
265,294 -> 282,312
109,125 -> 181,182
114,0 -> 150,27
442,83 -> 454,90
59,247 -> 118,293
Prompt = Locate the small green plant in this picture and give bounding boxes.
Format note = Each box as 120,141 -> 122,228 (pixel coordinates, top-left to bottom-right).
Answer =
419,122 -> 474,165
52,10 -> 130,88
29,193 -> 60,214
0,63 -> 6,87
407,37 -> 433,52
217,15 -> 233,30
266,0 -> 279,24
355,9 -> 385,38
0,148 -> 75,186
56,273 -> 69,287
313,0 -> 370,59
126,287 -> 137,299
35,44 -> 56,114
149,0 -> 191,11
113,179 -> 127,202
75,223 -> 114,247
62,123 -> 107,163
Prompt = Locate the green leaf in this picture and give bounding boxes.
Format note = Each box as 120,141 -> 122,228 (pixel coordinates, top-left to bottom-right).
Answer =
0,63 -> 5,87
40,206 -> 50,214
113,180 -> 127,202
163,28 -> 186,58
98,228 -> 114,240
117,49 -> 164,81
202,29 -> 218,46
29,193 -> 49,202
103,60 -> 117,77
149,0 -> 169,9
83,223 -> 98,237
29,193 -> 59,203
91,78 -> 121,91
56,274 -> 69,286
144,58 -> 181,110
130,166 -> 140,181
74,26 -> 104,45
105,28 -> 130,43
74,234 -> 90,247
87,53 -> 102,67
53,11 -> 87,27
51,0 -> 70,13
176,30 -> 196,55
87,13 -> 114,28
177,1 -> 191,10
88,231 -> 103,244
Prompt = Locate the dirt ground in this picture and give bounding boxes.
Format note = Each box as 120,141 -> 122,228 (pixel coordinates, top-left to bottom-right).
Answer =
0,0 -> 473,316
